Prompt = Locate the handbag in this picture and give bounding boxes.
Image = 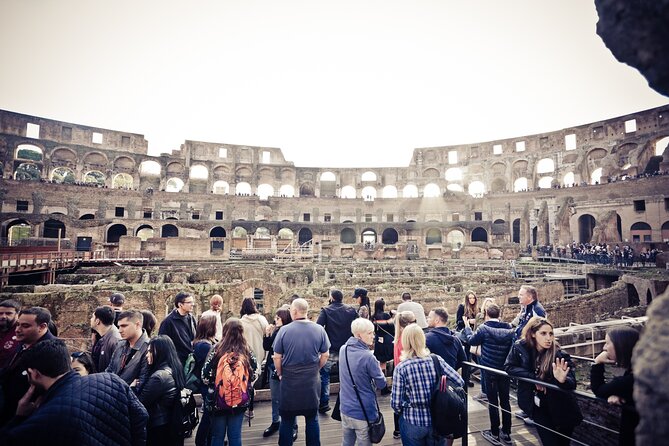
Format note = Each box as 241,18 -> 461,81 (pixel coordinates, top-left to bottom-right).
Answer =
429,355 -> 467,438
344,346 -> 386,444
331,393 -> 342,421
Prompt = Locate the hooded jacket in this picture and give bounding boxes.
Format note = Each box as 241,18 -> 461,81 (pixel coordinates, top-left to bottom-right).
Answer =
464,320 -> 514,370
424,326 -> 466,371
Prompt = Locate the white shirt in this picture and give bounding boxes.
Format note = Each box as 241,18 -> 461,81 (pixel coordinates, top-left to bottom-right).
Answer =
397,301 -> 428,328
201,309 -> 223,341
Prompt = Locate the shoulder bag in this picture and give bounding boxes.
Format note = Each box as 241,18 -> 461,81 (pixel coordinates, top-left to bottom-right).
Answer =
344,346 -> 386,444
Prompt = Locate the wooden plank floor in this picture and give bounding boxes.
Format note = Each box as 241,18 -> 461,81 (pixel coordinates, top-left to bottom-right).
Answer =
185,382 -> 542,445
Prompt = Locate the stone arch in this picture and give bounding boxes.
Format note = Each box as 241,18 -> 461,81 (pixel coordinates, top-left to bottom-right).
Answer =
647,289 -> 653,305
661,221 -> 669,241
538,176 -> 554,189
494,219 -> 505,224
235,166 -> 253,178
79,214 -> 95,220
468,181 -> 485,197
340,185 -> 356,199
425,228 -> 442,245
655,136 -> 669,156
106,224 -> 127,243
423,168 -> 440,178
161,224 -> 179,238
166,177 -> 184,192
82,151 -> 108,166
83,170 -> 105,185
277,228 -> 294,240
43,218 -> 66,238
279,185 -> 295,197
563,172 -> 575,187
423,183 -> 440,197
255,227 -> 271,238
361,171 -> 377,182
112,173 -> 133,189
514,177 -> 528,192
320,171 -> 336,181
210,226 -> 226,237
235,182 -> 252,195
578,214 -> 596,243
591,167 -> 603,184
212,165 -> 230,178
166,162 -> 185,174
50,166 -> 75,184
537,158 -> 555,174
627,283 -> 640,307
14,163 -> 41,181
361,228 -> 377,244
298,228 -> 313,245
340,228 -> 356,244
139,160 -> 161,177
257,183 -> 274,200
299,183 -> 315,197
4,219 -> 32,244
446,229 -> 465,249
382,185 -> 398,198
113,156 -> 135,170
136,224 -> 155,241
630,222 -> 652,242
213,180 -> 230,194
491,178 -> 506,192
361,186 -> 377,201
50,147 -> 77,164
471,227 -> 488,242
232,226 -> 248,238
513,218 -> 521,243
189,164 -> 209,180
491,163 -> 506,176
381,228 -> 399,245
15,144 -> 43,161
403,184 -> 418,198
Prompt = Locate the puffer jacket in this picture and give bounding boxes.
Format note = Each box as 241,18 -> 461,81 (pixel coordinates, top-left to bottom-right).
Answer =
424,326 -> 466,371
138,366 -> 178,427
2,371 -> 148,446
504,340 -> 582,429
464,320 -> 514,369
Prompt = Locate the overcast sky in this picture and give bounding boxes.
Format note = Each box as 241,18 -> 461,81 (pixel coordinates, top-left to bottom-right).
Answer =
1,0 -> 666,167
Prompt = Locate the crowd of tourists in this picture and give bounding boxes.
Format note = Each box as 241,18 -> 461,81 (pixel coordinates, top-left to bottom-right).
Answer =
536,242 -> 662,266
0,285 -> 640,446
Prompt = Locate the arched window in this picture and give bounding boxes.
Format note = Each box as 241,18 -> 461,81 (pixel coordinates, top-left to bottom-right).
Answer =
139,160 -> 161,177
538,177 -> 553,189
656,136 -> 669,156
279,185 -> 295,197
298,228 -> 313,245
340,228 -> 356,244
213,180 -> 230,194
403,184 -> 418,198
382,185 -> 397,198
235,182 -> 252,195
161,224 -> 179,238
423,183 -> 440,197
112,173 -> 133,189
257,184 -> 274,200
106,224 -> 127,243
536,158 -> 555,174
471,227 -> 488,242
361,171 -> 377,181
563,172 -> 575,187
426,228 -> 442,245
514,177 -> 528,192
14,163 -> 41,181
84,171 -> 105,186
278,228 -> 294,239
340,185 -> 356,199
51,167 -> 75,184
136,225 -> 155,241
232,227 -> 248,238
189,164 -> 209,180
210,226 -> 226,237
255,227 -> 271,238
15,144 -> 43,161
361,229 -> 376,244
7,221 -> 31,245
320,171 -> 336,181
361,186 -> 376,201
447,230 -> 464,249
591,168 -> 603,185
165,177 -> 184,192
44,219 -> 66,238
468,181 -> 485,197
381,228 -> 399,245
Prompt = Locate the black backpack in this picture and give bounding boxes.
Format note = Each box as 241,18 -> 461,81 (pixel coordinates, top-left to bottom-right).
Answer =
172,387 -> 200,438
429,355 -> 467,438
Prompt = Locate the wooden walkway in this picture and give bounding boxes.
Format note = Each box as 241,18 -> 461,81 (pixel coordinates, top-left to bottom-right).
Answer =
185,383 -> 542,445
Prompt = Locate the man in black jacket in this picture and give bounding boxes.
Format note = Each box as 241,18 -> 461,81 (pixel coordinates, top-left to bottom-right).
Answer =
106,310 -> 150,390
465,304 -> 514,446
1,339 -> 148,445
0,307 -> 56,426
158,291 -> 197,366
316,288 -> 358,413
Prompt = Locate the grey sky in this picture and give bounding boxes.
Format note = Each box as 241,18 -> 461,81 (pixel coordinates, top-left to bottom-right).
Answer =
0,0 -> 666,167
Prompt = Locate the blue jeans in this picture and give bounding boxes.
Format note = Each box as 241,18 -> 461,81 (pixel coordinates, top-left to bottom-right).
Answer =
211,411 -> 244,446
342,413 -> 371,446
319,352 -> 337,408
269,363 -> 281,423
279,413 -> 320,446
399,415 -> 445,446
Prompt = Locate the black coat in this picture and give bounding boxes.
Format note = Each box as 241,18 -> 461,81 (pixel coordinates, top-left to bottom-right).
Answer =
316,302 -> 358,353
591,363 -> 638,446
106,330 -> 150,389
2,371 -> 148,446
504,340 -> 582,429
425,326 -> 466,371
159,310 -> 196,365
139,366 -> 178,428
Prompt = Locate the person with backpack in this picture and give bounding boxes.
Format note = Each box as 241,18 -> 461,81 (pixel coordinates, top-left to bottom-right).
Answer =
391,324 -> 464,446
201,318 -> 257,446
192,315 -> 218,446
138,335 -> 184,446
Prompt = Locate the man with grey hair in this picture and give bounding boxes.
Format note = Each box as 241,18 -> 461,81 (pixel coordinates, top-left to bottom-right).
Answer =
512,285 -> 546,340
273,298 -> 330,446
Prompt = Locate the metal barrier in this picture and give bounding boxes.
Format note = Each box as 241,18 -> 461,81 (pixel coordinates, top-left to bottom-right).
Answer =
462,360 -> 628,446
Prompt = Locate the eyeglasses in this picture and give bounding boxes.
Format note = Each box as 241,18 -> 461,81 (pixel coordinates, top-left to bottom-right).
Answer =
71,351 -> 87,359
182,300 -> 195,305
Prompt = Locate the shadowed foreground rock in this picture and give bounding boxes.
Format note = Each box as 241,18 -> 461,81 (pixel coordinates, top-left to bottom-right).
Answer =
595,0 -> 669,97
633,287 -> 669,445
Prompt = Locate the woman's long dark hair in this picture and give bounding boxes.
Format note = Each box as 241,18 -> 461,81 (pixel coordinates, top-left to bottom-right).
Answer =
275,308 -> 292,327
148,335 -> 186,389
608,327 -> 640,370
373,298 -> 386,320
240,297 -> 258,317
214,318 -> 252,373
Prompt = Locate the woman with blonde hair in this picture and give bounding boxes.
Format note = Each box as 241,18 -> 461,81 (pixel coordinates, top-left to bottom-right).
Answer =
505,317 -> 582,446
391,324 -> 464,446
391,311 -> 417,439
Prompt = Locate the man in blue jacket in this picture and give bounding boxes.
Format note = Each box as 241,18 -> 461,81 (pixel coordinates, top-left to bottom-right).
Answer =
425,307 -> 466,371
465,303 -> 514,446
1,338 -> 148,445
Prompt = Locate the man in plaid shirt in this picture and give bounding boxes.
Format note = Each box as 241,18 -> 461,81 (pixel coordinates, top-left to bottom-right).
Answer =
391,324 -> 464,446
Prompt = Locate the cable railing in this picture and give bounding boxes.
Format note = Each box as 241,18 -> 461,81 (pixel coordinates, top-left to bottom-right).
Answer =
461,360 -> 629,446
